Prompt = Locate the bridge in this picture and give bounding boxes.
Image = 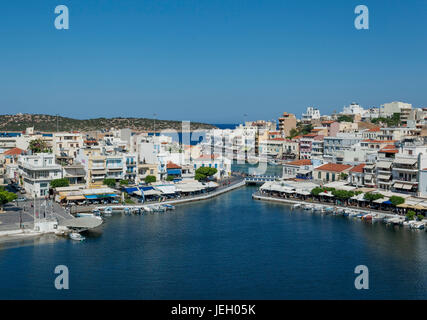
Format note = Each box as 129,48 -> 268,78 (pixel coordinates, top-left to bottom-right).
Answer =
244,175 -> 281,184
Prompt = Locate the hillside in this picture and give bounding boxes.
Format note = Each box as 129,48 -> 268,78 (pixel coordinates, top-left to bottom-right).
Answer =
0,114 -> 216,132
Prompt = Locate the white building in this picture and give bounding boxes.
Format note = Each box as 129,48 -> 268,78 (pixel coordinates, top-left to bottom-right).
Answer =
302,107 -> 321,121
380,101 -> 412,118
341,102 -> 365,116
18,153 -> 62,197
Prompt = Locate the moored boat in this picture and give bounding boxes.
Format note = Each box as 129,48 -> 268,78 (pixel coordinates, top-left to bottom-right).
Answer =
69,232 -> 85,241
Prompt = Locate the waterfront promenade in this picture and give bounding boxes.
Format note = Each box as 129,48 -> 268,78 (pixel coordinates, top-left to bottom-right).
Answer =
252,192 -> 401,219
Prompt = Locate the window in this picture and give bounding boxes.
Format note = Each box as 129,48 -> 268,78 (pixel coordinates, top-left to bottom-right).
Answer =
318,172 -> 321,179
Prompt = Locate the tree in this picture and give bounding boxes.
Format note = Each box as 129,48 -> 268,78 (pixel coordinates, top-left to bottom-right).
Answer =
406,210 -> 416,220
337,115 -> 353,123
331,190 -> 354,201
195,167 -> 218,181
340,173 -> 348,180
103,179 -> 116,188
166,175 -> 175,181
288,128 -> 299,139
119,180 -> 129,186
28,139 -> 51,153
144,175 -> 156,184
390,196 -> 404,207
0,189 -> 17,211
417,214 -> 424,221
364,192 -> 384,202
50,178 -> 69,188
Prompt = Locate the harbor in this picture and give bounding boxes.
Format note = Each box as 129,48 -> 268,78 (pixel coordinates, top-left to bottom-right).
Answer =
0,185 -> 426,299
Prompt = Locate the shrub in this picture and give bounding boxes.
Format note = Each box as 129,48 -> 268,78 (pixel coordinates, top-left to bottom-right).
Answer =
103,179 -> 116,187
144,175 -> 156,184
50,178 -> 69,188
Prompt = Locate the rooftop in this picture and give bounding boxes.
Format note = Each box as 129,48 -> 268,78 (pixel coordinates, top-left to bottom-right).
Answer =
315,163 -> 352,172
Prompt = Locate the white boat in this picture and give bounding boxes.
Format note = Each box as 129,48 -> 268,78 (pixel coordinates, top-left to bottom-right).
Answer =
303,204 -> 314,211
410,221 -> 425,230
104,207 -> 113,216
292,204 -> 301,209
69,232 -> 85,241
143,206 -> 154,213
162,204 -> 175,210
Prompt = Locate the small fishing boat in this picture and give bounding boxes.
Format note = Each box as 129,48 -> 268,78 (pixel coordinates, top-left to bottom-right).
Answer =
410,221 -> 425,230
303,204 -> 314,211
362,214 -> 372,221
103,207 -> 113,216
124,207 -> 131,215
292,204 -> 301,209
143,206 -> 154,213
162,204 -> 175,210
69,232 -> 85,241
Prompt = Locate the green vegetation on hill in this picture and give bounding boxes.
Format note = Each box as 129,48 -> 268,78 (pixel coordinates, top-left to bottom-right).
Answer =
0,114 -> 216,132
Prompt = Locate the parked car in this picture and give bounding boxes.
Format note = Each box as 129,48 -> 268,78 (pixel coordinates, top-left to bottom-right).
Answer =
13,197 -> 27,202
111,200 -> 119,204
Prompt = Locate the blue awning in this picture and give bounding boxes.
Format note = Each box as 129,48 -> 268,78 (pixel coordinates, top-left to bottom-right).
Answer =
124,187 -> 139,194
85,195 -> 98,199
140,186 -> 154,191
167,169 -> 181,175
383,200 -> 392,205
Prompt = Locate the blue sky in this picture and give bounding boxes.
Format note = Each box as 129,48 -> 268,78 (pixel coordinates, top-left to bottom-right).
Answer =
0,0 -> 426,123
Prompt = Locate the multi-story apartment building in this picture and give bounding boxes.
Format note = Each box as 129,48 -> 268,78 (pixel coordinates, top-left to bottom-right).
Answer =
105,155 -> 124,181
363,163 -> 376,188
52,132 -> 84,164
311,136 -> 324,160
124,154 -> 137,183
62,162 -> 86,186
282,139 -> 299,159
391,156 -> 418,195
18,153 -> 62,197
323,134 -> 362,163
278,113 -> 297,137
258,138 -> 285,160
87,155 -> 107,188
299,134 -> 317,159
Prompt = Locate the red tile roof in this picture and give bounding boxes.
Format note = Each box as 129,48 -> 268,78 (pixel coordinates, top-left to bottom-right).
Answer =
379,145 -> 398,154
286,159 -> 312,166
3,147 -> 24,156
350,163 -> 365,173
315,163 -> 352,172
367,127 -> 381,132
166,161 -> 181,169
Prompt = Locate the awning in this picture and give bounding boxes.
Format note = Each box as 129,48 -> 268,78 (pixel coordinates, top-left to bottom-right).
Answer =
206,181 -> 219,188
402,184 -> 414,190
296,190 -> 311,196
155,185 -> 176,194
364,174 -> 372,180
393,158 -> 417,165
167,169 -> 181,175
124,187 -> 139,194
319,192 -> 334,197
378,174 -> 391,180
377,161 -> 392,169
374,197 -> 389,204
393,183 -> 404,189
66,195 -> 86,201
143,189 -> 162,196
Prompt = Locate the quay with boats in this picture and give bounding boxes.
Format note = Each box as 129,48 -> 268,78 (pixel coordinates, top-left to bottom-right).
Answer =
254,193 -> 426,231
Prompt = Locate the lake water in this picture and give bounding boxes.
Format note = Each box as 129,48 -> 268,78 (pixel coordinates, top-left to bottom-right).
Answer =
0,186 -> 426,299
